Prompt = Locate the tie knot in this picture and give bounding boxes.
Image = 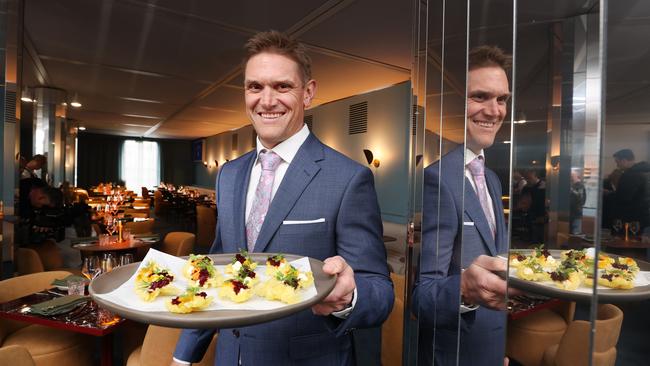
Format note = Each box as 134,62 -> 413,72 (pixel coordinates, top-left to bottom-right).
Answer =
467,157 -> 485,177
258,150 -> 282,171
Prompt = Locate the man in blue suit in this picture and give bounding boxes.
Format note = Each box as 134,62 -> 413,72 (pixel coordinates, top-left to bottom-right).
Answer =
171,31 -> 393,366
414,46 -> 516,365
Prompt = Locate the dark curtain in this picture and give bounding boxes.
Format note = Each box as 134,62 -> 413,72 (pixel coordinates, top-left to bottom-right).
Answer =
159,139 -> 193,185
77,132 -> 194,189
77,133 -> 123,188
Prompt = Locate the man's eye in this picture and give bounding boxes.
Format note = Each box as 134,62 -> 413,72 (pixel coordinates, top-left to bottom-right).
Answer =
247,83 -> 262,91
277,83 -> 292,91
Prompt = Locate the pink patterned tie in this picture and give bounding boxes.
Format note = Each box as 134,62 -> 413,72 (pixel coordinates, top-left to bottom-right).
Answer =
246,150 -> 282,251
467,157 -> 496,238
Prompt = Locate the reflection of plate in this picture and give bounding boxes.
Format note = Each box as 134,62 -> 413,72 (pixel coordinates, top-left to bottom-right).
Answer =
89,253 -> 336,329
504,249 -> 650,302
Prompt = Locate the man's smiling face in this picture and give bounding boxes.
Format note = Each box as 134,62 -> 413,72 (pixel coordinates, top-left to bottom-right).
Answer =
244,52 -> 316,149
466,66 -> 510,153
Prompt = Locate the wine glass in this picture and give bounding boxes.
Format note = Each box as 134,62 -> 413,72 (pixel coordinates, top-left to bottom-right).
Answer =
81,256 -> 100,280
119,253 -> 134,267
612,219 -> 623,236
105,216 -> 117,237
629,221 -> 641,240
101,253 -> 116,273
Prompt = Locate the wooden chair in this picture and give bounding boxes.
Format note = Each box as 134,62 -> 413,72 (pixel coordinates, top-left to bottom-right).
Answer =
127,325 -> 216,366
160,232 -> 195,257
0,345 -> 36,366
195,205 -> 216,249
15,248 -> 45,275
507,301 -> 575,366
125,219 -> 155,235
542,304 -> 623,366
381,272 -> 405,366
0,271 -> 93,366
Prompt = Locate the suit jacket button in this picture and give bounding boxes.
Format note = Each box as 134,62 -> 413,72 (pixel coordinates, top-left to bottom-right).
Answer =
232,329 -> 240,338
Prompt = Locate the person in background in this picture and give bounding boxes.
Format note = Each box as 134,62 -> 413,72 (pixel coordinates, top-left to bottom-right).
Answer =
612,149 -> 650,235
569,169 -> 587,235
414,45 -> 519,366
520,168 -> 546,243
20,154 -> 47,179
171,30 -> 393,366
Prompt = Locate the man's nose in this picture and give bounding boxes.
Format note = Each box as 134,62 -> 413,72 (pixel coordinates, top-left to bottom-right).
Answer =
484,99 -> 500,117
259,87 -> 276,108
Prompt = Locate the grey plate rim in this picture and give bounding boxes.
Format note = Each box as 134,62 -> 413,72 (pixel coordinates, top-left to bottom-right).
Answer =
504,249 -> 650,302
89,253 -> 336,328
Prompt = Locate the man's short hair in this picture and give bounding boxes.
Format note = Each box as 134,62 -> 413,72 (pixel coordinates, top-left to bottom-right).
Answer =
243,30 -> 312,83
468,45 -> 512,72
32,154 -> 46,165
613,149 -> 635,161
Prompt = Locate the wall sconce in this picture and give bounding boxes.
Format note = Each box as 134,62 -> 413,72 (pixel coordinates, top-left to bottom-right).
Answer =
550,155 -> 560,171
363,149 -> 380,168
415,154 -> 423,166
214,160 -> 219,168
203,161 -> 208,167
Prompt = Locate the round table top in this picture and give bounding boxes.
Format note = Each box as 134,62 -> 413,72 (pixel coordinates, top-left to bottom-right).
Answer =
72,238 -> 156,252
603,237 -> 650,249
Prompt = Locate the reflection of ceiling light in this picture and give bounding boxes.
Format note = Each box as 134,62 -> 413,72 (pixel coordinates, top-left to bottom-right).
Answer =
70,93 -> 82,108
514,120 -> 526,124
503,140 -> 511,144
21,88 -> 33,102
78,126 -> 86,131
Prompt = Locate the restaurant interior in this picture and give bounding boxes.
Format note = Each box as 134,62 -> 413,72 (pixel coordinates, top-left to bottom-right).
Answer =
0,0 -> 649,365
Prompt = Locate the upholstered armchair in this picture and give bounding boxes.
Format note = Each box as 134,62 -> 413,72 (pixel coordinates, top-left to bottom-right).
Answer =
160,232 -> 195,257
127,324 -> 217,366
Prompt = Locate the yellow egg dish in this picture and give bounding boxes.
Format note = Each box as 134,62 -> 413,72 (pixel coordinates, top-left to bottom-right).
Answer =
166,287 -> 213,313
218,279 -> 253,303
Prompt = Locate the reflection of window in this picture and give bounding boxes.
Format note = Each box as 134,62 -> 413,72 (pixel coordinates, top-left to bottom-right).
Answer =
120,140 -> 160,191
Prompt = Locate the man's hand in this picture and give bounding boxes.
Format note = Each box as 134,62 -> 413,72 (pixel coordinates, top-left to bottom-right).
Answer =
311,256 -> 355,316
461,255 -> 520,310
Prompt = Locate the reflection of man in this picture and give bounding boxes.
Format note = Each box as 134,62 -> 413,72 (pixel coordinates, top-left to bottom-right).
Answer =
414,46 -> 513,365
612,149 -> 650,234
172,31 -> 393,366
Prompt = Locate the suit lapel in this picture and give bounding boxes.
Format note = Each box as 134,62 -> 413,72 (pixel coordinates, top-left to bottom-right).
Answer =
234,152 -> 255,252
253,134 -> 323,253
463,179 -> 498,255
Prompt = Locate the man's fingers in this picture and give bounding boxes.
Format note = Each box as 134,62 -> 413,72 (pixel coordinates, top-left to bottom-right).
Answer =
322,256 -> 348,275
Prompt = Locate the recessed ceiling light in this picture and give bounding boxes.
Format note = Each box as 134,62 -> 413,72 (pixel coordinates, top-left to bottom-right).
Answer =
70,101 -> 82,108
78,126 -> 86,131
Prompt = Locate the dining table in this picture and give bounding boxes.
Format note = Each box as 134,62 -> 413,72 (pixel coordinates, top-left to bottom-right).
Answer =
602,235 -> 650,259
72,235 -> 159,260
0,288 -> 125,366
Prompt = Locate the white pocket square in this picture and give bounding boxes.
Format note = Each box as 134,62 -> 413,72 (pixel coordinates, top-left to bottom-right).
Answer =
282,218 -> 326,225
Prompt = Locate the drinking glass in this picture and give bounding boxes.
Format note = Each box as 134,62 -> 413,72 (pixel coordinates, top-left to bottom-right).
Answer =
629,221 -> 641,239
119,253 -> 134,267
101,253 -> 116,273
67,278 -> 86,296
81,256 -> 100,280
612,219 -> 623,236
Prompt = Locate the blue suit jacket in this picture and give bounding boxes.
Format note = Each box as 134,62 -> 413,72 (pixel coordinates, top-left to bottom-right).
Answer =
413,146 -> 508,366
174,133 -> 393,366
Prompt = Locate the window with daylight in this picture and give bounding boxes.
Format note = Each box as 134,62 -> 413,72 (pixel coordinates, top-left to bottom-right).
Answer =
120,140 -> 160,191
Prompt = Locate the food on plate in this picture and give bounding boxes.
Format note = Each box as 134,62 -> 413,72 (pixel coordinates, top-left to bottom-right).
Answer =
256,264 -> 314,304
225,250 -> 259,285
166,287 -> 213,313
218,278 -> 254,303
584,268 -> 635,289
134,261 -> 180,301
265,254 -> 289,276
510,245 -> 640,291
183,254 -> 222,288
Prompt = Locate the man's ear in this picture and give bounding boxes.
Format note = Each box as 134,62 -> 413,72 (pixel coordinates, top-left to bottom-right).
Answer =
303,79 -> 316,108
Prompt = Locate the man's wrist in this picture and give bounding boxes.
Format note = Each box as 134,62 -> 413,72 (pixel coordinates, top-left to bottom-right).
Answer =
332,287 -> 357,318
